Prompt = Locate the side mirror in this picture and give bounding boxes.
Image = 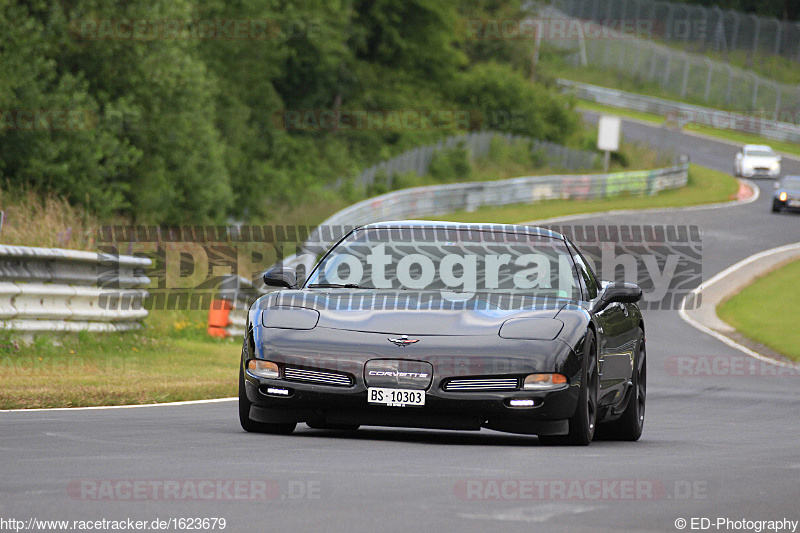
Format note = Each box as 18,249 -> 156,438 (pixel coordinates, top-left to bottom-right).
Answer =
776,155 -> 782,162
263,267 -> 297,289
774,181 -> 781,189
735,152 -> 742,159
591,282 -> 642,313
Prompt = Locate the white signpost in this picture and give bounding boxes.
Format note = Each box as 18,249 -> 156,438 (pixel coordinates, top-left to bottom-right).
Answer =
597,115 -> 621,172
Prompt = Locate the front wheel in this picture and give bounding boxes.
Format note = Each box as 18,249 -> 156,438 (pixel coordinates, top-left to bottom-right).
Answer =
239,338 -> 296,435
772,201 -> 781,213
597,328 -> 646,441
539,329 -> 598,446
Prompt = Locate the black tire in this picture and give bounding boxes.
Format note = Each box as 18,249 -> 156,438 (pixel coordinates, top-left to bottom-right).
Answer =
239,338 -> 296,435
772,202 -> 781,213
306,421 -> 360,431
539,329 -> 599,446
596,328 -> 646,441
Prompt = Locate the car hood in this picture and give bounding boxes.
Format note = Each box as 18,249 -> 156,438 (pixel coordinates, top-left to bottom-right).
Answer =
255,289 -> 571,336
742,155 -> 779,165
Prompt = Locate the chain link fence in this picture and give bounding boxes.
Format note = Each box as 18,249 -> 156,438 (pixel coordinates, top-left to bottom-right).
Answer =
336,132 -> 600,191
541,2 -> 800,116
552,0 -> 800,62
560,79 -> 800,143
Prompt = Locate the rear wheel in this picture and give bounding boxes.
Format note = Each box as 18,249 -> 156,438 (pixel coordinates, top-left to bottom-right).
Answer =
597,328 -> 646,441
239,338 -> 296,435
539,329 -> 598,446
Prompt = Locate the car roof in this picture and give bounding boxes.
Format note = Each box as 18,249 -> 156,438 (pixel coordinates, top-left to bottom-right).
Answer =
359,220 -> 565,240
743,144 -> 774,152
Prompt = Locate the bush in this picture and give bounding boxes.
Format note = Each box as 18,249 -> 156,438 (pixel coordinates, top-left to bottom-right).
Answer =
450,62 -> 579,143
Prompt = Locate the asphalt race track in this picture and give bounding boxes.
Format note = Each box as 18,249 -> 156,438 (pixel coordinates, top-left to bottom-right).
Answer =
2,116 -> 799,533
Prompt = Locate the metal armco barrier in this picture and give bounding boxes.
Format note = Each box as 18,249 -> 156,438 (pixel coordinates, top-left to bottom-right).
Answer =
559,79 -> 800,144
0,245 -> 151,333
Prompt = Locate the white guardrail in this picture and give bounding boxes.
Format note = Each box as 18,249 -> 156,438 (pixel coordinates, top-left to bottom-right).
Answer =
559,79 -> 800,144
0,245 -> 151,333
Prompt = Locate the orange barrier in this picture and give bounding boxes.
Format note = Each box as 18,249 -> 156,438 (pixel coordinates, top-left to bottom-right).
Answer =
207,299 -> 233,338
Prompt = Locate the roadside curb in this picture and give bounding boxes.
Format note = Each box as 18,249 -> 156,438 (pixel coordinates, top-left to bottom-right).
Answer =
679,243 -> 800,370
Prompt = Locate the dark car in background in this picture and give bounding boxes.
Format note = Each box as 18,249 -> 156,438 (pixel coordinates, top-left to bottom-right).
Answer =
239,221 -> 646,445
772,176 -> 800,212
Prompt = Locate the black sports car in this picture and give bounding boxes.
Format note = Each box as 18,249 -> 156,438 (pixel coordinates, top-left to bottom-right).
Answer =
240,221 -> 646,445
772,176 -> 800,213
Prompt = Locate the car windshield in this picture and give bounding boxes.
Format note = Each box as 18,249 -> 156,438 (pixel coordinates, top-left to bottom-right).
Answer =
782,177 -> 800,189
305,226 -> 582,299
745,149 -> 775,157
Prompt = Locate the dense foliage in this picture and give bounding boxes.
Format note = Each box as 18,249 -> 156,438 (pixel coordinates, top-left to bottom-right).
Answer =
0,0 -> 579,224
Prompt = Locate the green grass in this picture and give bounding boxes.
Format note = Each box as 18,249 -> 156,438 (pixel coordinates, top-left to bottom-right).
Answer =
576,100 -> 800,159
717,259 -> 800,362
428,164 -> 738,224
0,303 -> 244,409
0,333 -> 239,409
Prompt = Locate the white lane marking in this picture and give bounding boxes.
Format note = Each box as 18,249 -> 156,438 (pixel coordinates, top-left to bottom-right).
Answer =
0,397 -> 236,413
679,242 -> 800,371
458,504 -> 603,523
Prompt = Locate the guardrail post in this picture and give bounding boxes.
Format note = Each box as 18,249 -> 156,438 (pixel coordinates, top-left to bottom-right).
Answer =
680,55 -> 690,98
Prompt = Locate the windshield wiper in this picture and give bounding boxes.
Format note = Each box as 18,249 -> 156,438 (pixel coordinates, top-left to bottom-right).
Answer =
307,283 -> 373,289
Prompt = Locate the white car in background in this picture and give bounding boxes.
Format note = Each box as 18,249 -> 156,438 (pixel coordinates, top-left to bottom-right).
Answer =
734,144 -> 781,178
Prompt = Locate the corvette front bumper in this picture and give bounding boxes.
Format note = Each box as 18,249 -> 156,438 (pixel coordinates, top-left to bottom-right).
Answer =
243,376 -> 578,435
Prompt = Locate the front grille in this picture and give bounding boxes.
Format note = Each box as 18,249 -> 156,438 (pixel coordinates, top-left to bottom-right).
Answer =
443,378 -> 519,391
283,367 -> 353,387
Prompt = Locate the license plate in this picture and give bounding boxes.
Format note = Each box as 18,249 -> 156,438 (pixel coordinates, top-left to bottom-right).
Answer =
788,200 -> 800,208
367,388 -> 425,407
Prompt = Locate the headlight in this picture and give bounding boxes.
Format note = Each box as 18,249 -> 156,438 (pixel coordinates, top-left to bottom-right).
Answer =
779,192 -> 788,202
523,373 -> 568,390
499,318 -> 563,340
262,307 -> 320,330
771,161 -> 780,169
247,360 -> 280,379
